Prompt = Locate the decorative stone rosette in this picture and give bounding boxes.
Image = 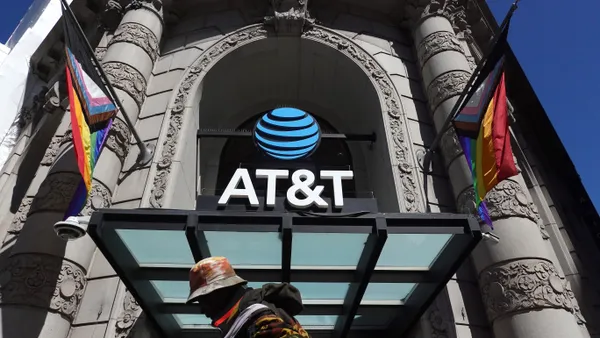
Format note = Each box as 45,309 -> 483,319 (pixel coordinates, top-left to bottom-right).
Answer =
480,258 -> 586,325
0,254 -> 87,321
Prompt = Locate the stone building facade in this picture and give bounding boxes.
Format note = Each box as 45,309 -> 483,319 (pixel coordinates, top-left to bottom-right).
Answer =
0,0 -> 598,337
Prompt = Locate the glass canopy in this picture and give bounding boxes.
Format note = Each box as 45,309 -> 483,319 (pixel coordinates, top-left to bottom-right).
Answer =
88,208 -> 481,338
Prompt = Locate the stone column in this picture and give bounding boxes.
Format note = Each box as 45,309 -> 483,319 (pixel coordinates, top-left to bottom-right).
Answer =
0,1 -> 163,337
406,1 -> 587,338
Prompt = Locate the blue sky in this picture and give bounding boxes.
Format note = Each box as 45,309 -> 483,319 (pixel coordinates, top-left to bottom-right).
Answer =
1,1 -> 598,209
487,0 -> 600,210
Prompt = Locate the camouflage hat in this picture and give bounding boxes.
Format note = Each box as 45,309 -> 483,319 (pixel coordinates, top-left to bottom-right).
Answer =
186,256 -> 247,304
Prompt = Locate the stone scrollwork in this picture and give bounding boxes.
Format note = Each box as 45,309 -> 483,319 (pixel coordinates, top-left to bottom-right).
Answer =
7,198 -> 33,235
265,0 -> 315,36
60,130 -> 73,146
480,258 -> 586,325
109,22 -> 160,62
101,0 -> 123,31
40,135 -> 64,166
426,70 -> 470,112
0,253 -> 86,321
105,118 -> 132,165
149,25 -> 268,208
80,182 -> 112,217
302,28 -> 422,212
116,290 -> 142,338
417,31 -> 464,67
427,300 -> 450,338
403,0 -> 471,38
149,24 -> 423,213
439,127 -> 462,165
29,172 -> 81,215
95,47 -> 108,62
457,182 -> 550,239
485,179 -> 539,223
103,62 -> 147,109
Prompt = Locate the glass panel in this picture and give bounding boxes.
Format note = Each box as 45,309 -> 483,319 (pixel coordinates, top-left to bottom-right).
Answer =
152,281 -> 188,300
292,233 -> 368,267
377,234 -> 452,268
174,314 -> 212,326
297,315 -> 339,328
204,231 -> 281,266
363,283 -> 415,302
116,229 -> 194,265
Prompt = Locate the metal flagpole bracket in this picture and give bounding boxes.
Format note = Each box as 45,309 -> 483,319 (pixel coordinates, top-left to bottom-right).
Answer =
137,142 -> 155,166
60,0 -> 154,167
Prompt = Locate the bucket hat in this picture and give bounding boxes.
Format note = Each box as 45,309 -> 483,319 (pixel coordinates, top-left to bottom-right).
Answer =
186,256 -> 247,304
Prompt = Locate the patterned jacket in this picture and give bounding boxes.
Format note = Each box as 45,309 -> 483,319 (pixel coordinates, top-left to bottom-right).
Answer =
214,283 -> 310,338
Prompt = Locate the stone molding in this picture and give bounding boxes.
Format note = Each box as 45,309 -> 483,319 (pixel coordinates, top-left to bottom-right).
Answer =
28,172 -> 112,216
109,22 -> 160,62
40,135 -> 64,166
60,130 -> 73,146
264,0 -> 315,36
116,290 -> 142,338
426,70 -> 470,112
404,0 -> 471,39
103,62 -> 147,109
125,0 -> 164,25
417,31 -> 464,67
0,253 -> 87,321
439,127 -> 462,166
29,172 -> 81,215
456,182 -> 550,239
7,198 -> 34,235
148,24 -> 423,213
480,258 -> 586,325
105,118 -> 132,165
96,47 -> 108,62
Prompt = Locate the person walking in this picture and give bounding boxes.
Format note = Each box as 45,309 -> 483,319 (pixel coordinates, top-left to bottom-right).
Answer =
186,256 -> 311,338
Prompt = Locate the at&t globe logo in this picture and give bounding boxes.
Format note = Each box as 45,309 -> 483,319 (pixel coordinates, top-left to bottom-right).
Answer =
254,107 -> 321,160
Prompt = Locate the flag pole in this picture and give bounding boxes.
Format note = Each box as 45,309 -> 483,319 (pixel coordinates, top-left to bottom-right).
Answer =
60,0 -> 154,165
421,0 -> 520,174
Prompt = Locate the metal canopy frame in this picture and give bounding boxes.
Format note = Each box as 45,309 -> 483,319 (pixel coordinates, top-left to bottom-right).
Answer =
88,209 -> 481,338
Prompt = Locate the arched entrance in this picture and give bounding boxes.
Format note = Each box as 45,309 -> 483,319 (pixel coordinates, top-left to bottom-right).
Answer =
146,25 -> 423,214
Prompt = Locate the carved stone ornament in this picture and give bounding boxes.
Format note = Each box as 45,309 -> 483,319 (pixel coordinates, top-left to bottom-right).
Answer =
40,135 -> 64,166
29,172 -> 81,215
101,0 -> 123,31
439,127 -> 462,165
95,47 -> 108,62
0,253 -> 86,321
126,0 -> 163,22
79,182 -> 112,216
105,118 -> 132,165
403,0 -> 471,39
116,290 -> 142,338
480,258 -> 586,325
103,62 -> 147,109
264,0 -> 315,36
61,130 -> 73,146
427,300 -> 450,338
456,182 -> 550,239
148,24 -> 423,213
426,70 -> 470,112
7,198 -> 33,235
417,31 -> 464,67
109,22 -> 160,62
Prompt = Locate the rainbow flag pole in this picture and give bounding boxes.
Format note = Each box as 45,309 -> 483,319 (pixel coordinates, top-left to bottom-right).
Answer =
421,1 -> 521,229
60,0 -> 153,218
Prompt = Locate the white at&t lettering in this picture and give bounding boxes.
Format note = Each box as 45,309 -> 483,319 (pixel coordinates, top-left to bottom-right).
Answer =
217,169 -> 354,208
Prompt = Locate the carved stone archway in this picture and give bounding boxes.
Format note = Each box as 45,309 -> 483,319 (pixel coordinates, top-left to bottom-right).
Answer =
144,23 -> 424,214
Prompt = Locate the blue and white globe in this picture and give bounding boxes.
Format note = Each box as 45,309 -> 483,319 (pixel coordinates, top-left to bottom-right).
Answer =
254,107 -> 321,160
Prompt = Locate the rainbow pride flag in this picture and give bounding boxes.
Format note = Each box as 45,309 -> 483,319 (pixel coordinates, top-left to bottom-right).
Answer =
452,23 -> 517,228
61,1 -> 117,218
